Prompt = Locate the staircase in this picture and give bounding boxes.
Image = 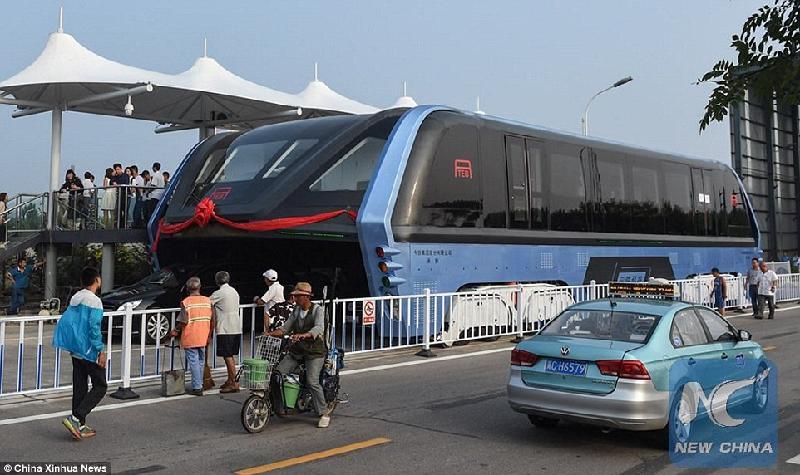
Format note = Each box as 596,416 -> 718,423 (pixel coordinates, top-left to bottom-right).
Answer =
1,193 -> 48,261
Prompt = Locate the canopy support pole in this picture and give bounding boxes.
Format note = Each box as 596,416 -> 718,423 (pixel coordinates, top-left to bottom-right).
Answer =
45,107 -> 62,300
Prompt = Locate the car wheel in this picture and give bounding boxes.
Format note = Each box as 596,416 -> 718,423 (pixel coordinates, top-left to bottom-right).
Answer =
668,387 -> 692,446
145,313 -> 171,344
748,363 -> 769,414
527,415 -> 559,428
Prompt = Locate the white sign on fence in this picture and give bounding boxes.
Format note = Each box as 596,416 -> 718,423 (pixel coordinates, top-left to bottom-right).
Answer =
363,299 -> 376,325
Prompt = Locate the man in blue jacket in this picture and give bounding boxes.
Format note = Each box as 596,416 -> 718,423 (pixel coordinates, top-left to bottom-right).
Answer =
5,256 -> 44,314
53,267 -> 107,440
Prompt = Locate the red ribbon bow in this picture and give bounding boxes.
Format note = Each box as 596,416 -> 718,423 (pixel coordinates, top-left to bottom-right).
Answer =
152,198 -> 357,252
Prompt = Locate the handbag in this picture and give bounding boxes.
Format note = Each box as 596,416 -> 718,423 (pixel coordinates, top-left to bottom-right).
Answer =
160,345 -> 186,397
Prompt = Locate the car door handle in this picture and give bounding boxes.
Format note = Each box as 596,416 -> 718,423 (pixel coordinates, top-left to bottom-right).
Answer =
688,357 -> 696,365
721,353 -> 728,360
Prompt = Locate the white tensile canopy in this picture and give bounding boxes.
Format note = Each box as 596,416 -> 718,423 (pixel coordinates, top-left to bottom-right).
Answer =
388,81 -> 418,109
0,21 -> 382,234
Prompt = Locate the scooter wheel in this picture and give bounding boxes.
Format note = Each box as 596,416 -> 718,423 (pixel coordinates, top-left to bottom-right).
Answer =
241,394 -> 271,433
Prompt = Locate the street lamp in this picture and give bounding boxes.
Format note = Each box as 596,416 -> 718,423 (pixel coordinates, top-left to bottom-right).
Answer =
581,76 -> 633,136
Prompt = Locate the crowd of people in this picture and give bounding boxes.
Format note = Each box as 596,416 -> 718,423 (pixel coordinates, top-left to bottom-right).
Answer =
56,162 -> 170,229
52,266 -> 333,441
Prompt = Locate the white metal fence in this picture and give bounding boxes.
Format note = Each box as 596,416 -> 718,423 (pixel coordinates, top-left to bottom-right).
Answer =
1,274 -> 798,398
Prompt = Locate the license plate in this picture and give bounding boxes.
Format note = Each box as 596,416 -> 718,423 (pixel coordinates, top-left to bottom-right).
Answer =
544,359 -> 588,376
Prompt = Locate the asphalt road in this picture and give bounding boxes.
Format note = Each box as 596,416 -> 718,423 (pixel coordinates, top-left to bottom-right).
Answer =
1,306 -> 799,475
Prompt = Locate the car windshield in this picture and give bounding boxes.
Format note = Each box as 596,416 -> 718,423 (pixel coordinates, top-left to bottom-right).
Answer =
540,309 -> 660,343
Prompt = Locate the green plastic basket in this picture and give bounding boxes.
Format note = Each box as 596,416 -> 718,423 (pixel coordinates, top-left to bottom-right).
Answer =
242,358 -> 270,389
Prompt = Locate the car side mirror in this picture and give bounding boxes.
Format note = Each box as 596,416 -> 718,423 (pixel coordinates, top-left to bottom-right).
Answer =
738,329 -> 752,341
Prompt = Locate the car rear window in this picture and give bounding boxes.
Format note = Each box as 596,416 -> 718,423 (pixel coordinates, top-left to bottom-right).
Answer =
540,309 -> 660,343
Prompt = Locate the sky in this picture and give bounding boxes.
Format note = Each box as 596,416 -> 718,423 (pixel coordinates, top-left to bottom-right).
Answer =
0,0 -> 763,196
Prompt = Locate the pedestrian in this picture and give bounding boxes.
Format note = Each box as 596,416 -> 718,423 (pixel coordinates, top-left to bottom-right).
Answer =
170,277 -> 212,396
5,257 -> 44,314
100,168 -> 116,228
139,170 -> 151,225
254,269 -> 285,332
710,267 -> 727,316
130,165 -> 144,228
210,271 -> 241,393
110,163 -> 130,227
745,257 -> 761,317
0,192 -> 7,248
59,169 -> 84,228
756,262 -> 779,320
163,171 -> 170,186
82,172 -> 96,228
52,267 -> 107,440
147,162 -> 165,220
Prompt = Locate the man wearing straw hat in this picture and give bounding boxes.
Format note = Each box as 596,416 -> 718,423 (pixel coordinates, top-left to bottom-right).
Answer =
267,282 -> 331,428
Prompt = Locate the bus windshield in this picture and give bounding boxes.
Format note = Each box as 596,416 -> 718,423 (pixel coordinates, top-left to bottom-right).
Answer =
197,115 -> 363,186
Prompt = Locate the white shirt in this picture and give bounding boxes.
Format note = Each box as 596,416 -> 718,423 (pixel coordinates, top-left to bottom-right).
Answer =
149,172 -> 165,200
757,270 -> 778,296
82,179 -> 95,197
261,281 -> 285,312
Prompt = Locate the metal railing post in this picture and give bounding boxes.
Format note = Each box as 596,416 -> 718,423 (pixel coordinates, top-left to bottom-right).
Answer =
512,284 -> 524,343
110,303 -> 140,399
695,276 -> 703,306
415,288 -> 436,357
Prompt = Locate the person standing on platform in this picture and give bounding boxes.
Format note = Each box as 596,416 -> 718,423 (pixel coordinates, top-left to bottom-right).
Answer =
130,166 -> 144,228
756,262 -> 779,320
53,267 -> 107,440
210,271 -> 242,393
0,192 -> 7,248
147,162 -> 165,222
745,257 -> 761,317
110,163 -> 129,227
170,277 -> 213,395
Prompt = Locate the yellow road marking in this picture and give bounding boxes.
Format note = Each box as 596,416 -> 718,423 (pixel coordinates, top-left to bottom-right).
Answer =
235,437 -> 392,474
763,345 -> 777,352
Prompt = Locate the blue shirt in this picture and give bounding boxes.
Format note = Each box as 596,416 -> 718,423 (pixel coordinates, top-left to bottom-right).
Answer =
9,266 -> 34,289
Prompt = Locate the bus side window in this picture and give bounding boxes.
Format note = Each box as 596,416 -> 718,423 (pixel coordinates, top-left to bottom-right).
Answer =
596,152 -> 630,233
480,127 -> 508,229
662,162 -> 695,236
548,141 -> 588,232
631,159 -> 665,234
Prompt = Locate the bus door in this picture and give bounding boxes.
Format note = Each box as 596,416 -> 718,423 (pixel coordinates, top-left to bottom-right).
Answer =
505,135 -> 547,230
691,168 -> 717,236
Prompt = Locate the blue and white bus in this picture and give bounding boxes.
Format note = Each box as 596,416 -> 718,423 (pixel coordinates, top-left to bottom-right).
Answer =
149,105 -> 758,300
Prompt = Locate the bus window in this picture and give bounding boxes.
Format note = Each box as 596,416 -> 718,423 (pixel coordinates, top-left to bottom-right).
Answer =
480,128 -> 507,228
505,136 -> 529,229
549,142 -> 588,232
419,123 -> 482,228
596,152 -> 630,233
662,162 -> 694,235
525,139 -> 548,230
631,161 -> 664,234
725,170 -> 751,237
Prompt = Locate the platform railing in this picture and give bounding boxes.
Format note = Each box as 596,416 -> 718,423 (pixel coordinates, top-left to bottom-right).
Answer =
1,274 -> 798,398
52,185 -> 164,231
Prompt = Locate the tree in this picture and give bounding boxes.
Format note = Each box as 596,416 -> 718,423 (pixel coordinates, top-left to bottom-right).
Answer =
699,0 -> 800,131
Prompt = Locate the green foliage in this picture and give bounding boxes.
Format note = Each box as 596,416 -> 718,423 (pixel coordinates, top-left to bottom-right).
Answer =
699,0 -> 800,131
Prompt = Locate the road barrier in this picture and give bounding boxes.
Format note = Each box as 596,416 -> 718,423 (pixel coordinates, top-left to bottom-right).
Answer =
1,273 -> 798,398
